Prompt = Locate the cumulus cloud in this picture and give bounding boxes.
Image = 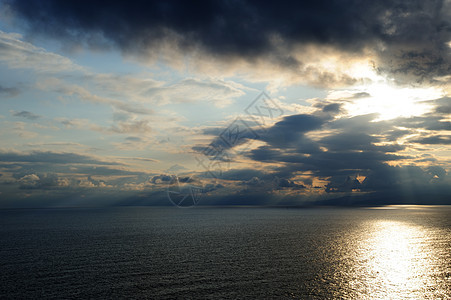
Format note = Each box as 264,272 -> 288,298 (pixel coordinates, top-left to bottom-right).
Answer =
0,149 -> 158,206
18,173 -> 40,189
16,172 -> 115,190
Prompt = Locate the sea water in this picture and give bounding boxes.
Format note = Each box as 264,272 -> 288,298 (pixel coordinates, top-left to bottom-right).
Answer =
1,206 -> 450,299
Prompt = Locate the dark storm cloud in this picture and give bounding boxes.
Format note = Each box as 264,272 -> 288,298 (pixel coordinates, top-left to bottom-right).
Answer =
190,93 -> 450,205
194,114 -> 324,161
263,114 -> 324,148
359,164 -> 450,201
6,0 -> 451,81
244,112 -> 449,195
6,0 -> 377,54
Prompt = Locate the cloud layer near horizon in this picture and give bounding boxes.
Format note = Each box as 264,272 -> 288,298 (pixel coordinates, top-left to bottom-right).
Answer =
1,96 -> 449,207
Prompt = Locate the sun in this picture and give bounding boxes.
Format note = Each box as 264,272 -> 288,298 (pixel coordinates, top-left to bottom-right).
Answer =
336,63 -> 444,121
344,83 -> 443,121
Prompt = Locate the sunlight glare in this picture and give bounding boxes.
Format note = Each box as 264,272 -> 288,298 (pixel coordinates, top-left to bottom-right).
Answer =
354,220 -> 444,298
345,84 -> 442,121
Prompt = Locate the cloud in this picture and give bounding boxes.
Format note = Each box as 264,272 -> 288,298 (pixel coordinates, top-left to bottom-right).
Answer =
0,30 -> 82,73
433,97 -> 451,115
0,150 -> 121,165
141,77 -> 249,107
17,173 -> 75,189
119,156 -> 159,163
110,120 -> 152,134
18,173 -> 40,189
214,105 -> 449,199
359,165 -> 450,198
392,115 -> 450,131
192,96 -> 448,198
0,29 -> 251,124
1,1 -> 450,207
125,136 -> 142,142
6,0 -> 451,84
411,135 -> 451,145
0,84 -> 20,97
325,175 -> 361,193
275,177 -> 305,189
16,172 -> 116,190
166,164 -> 187,174
37,79 -> 154,115
149,174 -> 173,184
63,71 -> 249,107
0,149 -> 158,205
260,114 -> 324,148
25,142 -> 86,147
11,110 -> 40,120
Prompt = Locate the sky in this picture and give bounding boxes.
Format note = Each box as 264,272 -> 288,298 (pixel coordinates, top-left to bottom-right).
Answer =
0,0 -> 450,207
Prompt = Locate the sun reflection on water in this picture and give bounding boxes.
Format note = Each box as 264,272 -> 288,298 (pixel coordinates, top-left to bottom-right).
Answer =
351,220 -> 449,299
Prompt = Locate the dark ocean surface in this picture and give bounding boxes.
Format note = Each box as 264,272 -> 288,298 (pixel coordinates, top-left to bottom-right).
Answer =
1,206 -> 450,299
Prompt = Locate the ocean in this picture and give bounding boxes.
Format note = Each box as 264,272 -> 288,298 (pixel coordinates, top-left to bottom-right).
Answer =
1,206 -> 450,299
